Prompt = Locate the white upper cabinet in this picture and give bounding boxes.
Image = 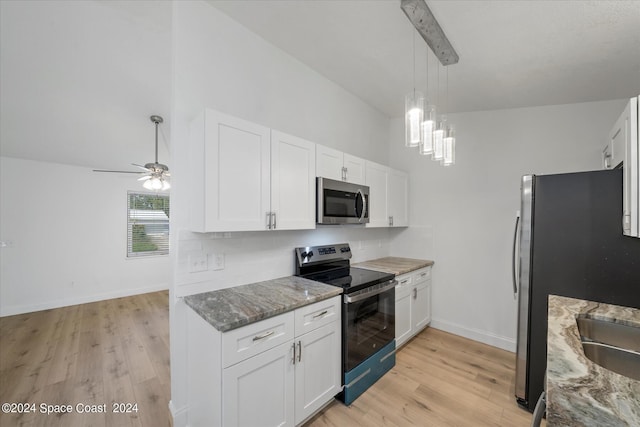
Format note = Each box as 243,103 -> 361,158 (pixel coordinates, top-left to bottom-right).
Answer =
365,161 -> 409,228
608,97 -> 639,237
365,161 -> 389,227
388,169 -> 409,227
316,144 -> 366,185
189,109 -> 271,232
188,110 -> 316,232
343,153 -> 366,185
270,131 -> 316,230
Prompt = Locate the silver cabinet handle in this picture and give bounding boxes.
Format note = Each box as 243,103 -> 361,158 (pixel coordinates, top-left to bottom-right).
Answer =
413,288 -> 417,299
313,310 -> 328,318
341,166 -> 346,181
266,212 -> 271,229
400,279 -> 409,285
344,167 -> 348,181
297,341 -> 302,362
389,216 -> 393,226
292,342 -> 297,365
419,272 -> 427,278
252,330 -> 274,341
272,212 -> 277,229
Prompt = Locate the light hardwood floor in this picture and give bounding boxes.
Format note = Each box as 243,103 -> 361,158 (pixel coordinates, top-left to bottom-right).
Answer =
307,328 -> 540,427
1,291 -> 538,427
0,291 -> 171,427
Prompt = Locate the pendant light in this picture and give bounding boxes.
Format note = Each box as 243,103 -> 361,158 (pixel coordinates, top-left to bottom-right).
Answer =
405,29 -> 424,147
442,67 -> 456,166
420,49 -> 436,156
432,63 -> 445,161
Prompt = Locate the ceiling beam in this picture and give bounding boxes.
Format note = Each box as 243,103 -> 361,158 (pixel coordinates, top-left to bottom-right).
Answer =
400,0 -> 459,66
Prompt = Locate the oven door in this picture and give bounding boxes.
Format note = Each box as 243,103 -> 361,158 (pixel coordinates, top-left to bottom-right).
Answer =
343,280 -> 396,372
317,177 -> 369,224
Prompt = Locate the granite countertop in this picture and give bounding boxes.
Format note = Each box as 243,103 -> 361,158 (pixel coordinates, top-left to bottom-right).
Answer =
547,295 -> 640,426
184,276 -> 342,332
353,257 -> 434,276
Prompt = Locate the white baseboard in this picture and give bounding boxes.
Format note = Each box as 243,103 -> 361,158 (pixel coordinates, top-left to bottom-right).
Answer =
169,400 -> 188,427
0,283 -> 169,317
430,318 -> 516,353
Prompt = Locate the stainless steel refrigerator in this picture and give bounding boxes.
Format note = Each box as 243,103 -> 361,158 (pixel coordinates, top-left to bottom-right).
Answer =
513,169 -> 640,411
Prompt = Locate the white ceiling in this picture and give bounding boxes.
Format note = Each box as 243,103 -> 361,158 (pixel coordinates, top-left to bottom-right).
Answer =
0,0 -> 172,171
210,0 -> 640,116
1,1 -> 638,170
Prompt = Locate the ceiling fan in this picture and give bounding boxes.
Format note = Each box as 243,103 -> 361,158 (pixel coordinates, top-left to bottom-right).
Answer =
93,115 -> 170,191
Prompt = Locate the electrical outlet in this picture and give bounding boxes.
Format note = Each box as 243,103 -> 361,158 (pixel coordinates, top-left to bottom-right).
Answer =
188,254 -> 208,273
209,253 -> 225,271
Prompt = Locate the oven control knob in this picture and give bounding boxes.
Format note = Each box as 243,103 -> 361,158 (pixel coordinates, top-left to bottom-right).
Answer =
307,251 -> 314,259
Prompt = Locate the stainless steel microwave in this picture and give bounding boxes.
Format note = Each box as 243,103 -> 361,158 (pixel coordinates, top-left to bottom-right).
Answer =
317,177 -> 369,224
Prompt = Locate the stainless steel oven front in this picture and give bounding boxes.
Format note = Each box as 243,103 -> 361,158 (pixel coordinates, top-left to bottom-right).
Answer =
317,177 -> 369,224
342,279 -> 396,372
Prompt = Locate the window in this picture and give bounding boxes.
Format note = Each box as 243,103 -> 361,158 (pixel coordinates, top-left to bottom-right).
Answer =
127,192 -> 170,257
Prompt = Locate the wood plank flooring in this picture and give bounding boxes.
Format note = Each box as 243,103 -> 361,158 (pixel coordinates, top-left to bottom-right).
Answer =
0,291 -> 171,427
1,291 -> 539,427
307,328 -> 541,427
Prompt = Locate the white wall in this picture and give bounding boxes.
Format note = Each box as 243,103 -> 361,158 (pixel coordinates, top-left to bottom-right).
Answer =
169,2 -> 393,423
0,157 -> 170,316
389,99 -> 627,351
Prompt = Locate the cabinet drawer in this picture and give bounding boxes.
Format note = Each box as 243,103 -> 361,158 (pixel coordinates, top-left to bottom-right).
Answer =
295,296 -> 341,336
222,311 -> 295,368
396,273 -> 413,288
412,267 -> 431,283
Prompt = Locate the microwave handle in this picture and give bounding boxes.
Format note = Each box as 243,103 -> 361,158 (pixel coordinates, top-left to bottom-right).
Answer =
356,189 -> 367,223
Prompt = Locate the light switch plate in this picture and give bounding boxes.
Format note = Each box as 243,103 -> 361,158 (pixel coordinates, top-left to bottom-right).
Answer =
209,253 -> 225,271
188,254 -> 208,273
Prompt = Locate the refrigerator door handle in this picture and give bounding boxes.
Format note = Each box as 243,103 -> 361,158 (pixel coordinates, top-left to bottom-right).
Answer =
512,214 -> 520,298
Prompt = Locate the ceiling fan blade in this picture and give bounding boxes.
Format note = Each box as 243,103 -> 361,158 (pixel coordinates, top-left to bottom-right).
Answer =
138,175 -> 152,181
132,163 -> 151,171
93,169 -> 143,174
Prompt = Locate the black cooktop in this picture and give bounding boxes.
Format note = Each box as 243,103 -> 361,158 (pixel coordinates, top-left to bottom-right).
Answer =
301,267 -> 394,294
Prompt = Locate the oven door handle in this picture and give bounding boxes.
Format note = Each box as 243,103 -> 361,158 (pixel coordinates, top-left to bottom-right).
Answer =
344,280 -> 397,304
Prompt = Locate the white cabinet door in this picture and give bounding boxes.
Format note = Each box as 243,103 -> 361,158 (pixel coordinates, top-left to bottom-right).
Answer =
294,322 -> 341,424
343,153 -> 366,185
190,110 -> 271,232
271,131 -> 316,230
316,145 -> 366,185
395,285 -> 413,348
388,169 -> 409,227
223,341 -> 295,427
611,97 -> 639,237
365,161 -> 389,228
316,144 -> 343,181
412,281 -> 430,332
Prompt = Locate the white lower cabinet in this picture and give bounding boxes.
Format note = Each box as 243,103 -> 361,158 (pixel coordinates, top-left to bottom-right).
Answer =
223,341 -> 295,427
186,296 -> 341,427
395,267 -> 432,348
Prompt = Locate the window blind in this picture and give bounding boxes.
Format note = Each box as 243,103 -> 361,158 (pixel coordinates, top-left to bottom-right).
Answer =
127,192 -> 170,257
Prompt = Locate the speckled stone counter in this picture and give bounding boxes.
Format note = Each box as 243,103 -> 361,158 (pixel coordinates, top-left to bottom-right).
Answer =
547,295 -> 640,426
184,276 -> 342,332
353,257 -> 434,275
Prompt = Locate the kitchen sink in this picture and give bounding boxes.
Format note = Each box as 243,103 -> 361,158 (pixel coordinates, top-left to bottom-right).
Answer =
577,315 -> 640,381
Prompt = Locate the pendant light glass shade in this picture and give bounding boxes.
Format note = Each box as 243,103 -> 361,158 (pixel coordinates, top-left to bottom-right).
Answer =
432,115 -> 446,161
443,125 -> 455,166
405,91 -> 424,147
420,105 -> 436,156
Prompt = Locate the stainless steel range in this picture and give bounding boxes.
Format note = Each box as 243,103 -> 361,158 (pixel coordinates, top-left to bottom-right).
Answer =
295,243 -> 396,405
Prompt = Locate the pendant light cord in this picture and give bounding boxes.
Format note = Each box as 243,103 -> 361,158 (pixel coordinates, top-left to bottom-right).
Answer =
412,30 -> 416,97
